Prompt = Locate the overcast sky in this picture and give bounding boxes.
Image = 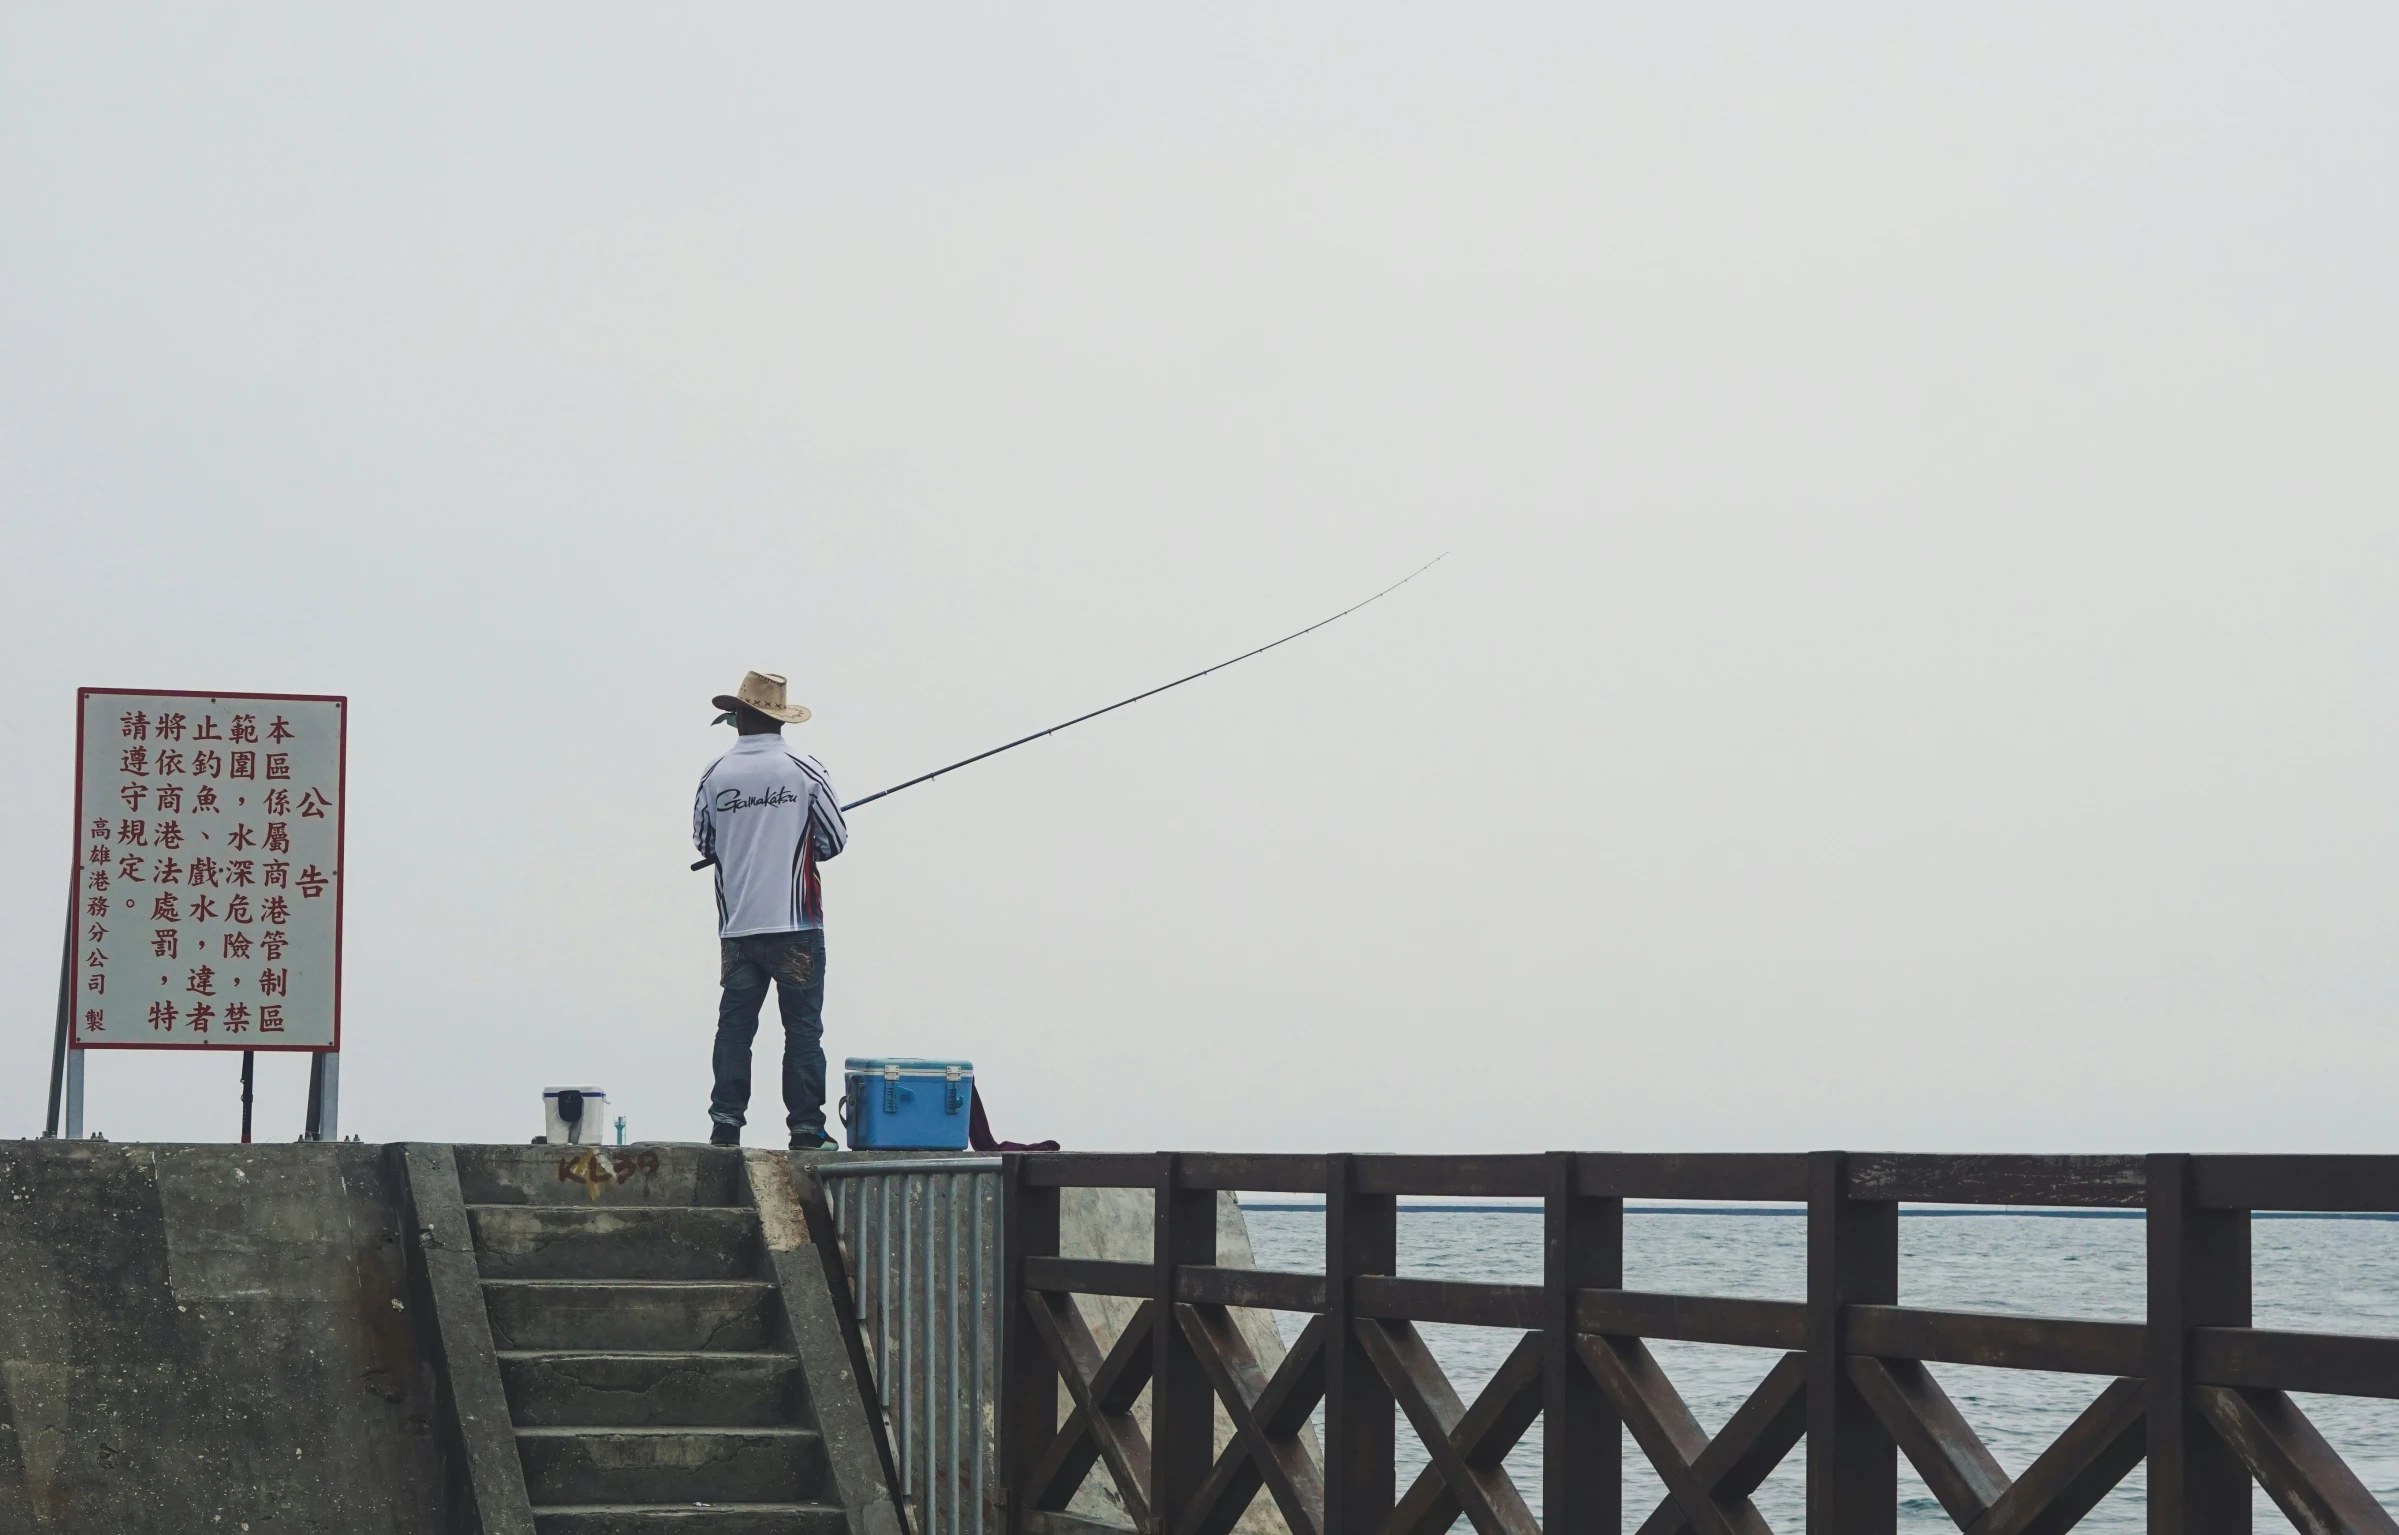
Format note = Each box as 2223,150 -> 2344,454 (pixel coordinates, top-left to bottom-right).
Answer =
5,6 -> 2396,1154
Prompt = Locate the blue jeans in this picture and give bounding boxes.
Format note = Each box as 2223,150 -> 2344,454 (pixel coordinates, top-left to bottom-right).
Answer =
710,929 -> 827,1134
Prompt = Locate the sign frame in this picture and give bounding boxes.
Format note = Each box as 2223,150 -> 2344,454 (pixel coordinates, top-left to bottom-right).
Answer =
70,687 -> 348,1054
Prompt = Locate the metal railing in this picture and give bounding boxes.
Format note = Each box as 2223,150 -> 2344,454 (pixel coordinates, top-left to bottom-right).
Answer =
823,1156 -> 1006,1535
1000,1150 -> 2399,1535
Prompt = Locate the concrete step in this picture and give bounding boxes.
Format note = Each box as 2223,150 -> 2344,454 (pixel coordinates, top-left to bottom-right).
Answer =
471,1206 -> 762,1281
485,1281 -> 778,1353
500,1351 -> 801,1427
517,1426 -> 826,1506
531,1503 -> 846,1535
459,1144 -> 752,1208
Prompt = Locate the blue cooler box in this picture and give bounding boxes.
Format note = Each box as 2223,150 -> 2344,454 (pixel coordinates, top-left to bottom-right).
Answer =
841,1057 -> 974,1149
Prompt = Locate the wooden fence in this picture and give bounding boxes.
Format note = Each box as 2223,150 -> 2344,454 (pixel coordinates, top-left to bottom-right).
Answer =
995,1152 -> 2399,1535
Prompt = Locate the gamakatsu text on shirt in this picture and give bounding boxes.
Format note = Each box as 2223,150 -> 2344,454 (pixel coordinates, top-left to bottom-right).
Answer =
693,736 -> 848,935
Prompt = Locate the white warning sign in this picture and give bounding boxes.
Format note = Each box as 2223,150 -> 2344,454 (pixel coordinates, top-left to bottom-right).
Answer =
72,690 -> 346,1051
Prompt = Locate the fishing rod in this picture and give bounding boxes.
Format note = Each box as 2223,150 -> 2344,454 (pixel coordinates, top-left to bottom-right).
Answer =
690,553 -> 1444,870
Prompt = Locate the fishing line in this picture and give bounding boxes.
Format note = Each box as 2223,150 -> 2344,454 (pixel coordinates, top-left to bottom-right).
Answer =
691,553 -> 1444,870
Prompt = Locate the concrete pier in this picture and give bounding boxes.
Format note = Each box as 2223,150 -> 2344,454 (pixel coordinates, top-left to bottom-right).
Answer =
0,1141 -> 1312,1534
0,1142 -> 898,1534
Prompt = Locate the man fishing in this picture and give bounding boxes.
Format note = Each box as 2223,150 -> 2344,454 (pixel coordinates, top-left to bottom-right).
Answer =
693,671 -> 847,1149
666,561 -> 1436,1155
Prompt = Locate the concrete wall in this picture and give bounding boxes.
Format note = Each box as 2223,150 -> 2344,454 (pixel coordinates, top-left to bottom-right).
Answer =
0,1142 -> 447,1534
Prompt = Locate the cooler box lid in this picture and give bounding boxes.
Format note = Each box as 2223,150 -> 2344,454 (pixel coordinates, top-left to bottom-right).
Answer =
844,1057 -> 973,1076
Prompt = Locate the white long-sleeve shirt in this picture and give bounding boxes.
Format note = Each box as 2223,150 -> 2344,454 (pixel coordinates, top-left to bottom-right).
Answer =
692,735 -> 848,936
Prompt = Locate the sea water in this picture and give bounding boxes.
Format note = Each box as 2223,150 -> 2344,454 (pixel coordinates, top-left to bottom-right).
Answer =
1243,1208 -> 2399,1531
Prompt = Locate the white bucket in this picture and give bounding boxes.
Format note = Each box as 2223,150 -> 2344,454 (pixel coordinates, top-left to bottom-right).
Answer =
544,1086 -> 608,1146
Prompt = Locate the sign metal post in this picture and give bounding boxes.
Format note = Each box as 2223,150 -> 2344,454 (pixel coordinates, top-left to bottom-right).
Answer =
45,865 -> 74,1138
316,1052 -> 340,1140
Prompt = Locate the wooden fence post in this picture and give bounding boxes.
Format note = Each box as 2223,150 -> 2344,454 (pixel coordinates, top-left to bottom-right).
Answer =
1544,1152 -> 1623,1535
1325,1153 -> 1398,1535
1808,1150 -> 1897,1534
1002,1154 -> 1061,1535
1152,1152 -> 1217,1533
2148,1153 -> 2252,1535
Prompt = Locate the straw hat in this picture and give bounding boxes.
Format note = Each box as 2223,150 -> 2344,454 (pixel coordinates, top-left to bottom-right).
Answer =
712,671 -> 813,725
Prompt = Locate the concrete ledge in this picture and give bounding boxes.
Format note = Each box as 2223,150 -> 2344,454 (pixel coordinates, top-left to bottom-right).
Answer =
531,1503 -> 846,1535
515,1425 -> 823,1504
401,1141 -> 542,1535
468,1206 -> 762,1281
483,1280 -> 779,1353
460,1145 -> 749,1209
499,1351 -> 800,1428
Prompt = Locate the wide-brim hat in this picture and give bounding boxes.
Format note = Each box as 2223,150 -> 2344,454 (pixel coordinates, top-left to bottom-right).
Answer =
713,670 -> 812,724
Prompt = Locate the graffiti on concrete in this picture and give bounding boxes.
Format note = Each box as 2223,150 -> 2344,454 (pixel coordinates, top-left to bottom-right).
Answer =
555,1148 -> 661,1201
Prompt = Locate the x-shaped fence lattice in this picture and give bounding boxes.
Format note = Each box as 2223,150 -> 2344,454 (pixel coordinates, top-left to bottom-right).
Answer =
1019,1290 -> 2398,1535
